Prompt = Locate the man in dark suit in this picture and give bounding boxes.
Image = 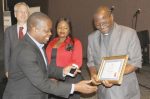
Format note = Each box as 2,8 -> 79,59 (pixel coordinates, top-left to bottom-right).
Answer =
3,12 -> 97,99
4,2 -> 30,77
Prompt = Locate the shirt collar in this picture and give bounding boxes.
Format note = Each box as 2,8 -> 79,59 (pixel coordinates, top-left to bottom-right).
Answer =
17,23 -> 27,29
27,33 -> 44,49
17,23 -> 27,35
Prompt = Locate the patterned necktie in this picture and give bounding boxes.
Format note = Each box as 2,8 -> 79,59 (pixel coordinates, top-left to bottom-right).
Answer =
19,27 -> 24,40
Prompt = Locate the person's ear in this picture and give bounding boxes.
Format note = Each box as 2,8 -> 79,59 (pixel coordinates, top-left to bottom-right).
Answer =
30,25 -> 37,33
34,27 -> 38,33
14,11 -> 17,18
110,14 -> 114,21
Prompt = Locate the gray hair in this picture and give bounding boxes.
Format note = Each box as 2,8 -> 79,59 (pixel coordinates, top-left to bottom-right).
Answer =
14,2 -> 30,13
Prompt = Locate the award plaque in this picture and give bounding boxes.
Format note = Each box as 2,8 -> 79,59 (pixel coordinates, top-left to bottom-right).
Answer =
97,55 -> 128,84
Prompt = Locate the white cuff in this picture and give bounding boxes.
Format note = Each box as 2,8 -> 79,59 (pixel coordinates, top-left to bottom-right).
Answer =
70,84 -> 75,94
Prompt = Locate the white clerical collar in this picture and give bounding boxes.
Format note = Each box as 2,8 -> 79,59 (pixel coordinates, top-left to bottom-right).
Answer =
102,24 -> 114,36
104,33 -> 109,36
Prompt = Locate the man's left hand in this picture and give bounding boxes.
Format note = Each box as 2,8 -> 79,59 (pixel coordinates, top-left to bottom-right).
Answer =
102,80 -> 113,87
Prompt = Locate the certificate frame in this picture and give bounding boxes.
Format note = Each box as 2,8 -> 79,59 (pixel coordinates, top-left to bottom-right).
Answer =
97,55 -> 128,84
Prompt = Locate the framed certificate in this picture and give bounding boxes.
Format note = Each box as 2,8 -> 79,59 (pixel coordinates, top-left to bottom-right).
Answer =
97,55 -> 128,84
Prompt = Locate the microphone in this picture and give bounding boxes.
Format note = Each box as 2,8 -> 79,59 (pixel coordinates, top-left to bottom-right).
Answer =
110,6 -> 115,13
133,8 -> 141,17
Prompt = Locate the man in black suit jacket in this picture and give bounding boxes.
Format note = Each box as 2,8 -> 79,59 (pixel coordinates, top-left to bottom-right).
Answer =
4,2 -> 30,77
3,12 -> 97,99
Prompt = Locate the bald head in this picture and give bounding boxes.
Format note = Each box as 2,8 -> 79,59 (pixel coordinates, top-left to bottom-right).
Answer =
95,6 -> 112,17
27,12 -> 52,44
94,6 -> 114,34
27,12 -> 52,32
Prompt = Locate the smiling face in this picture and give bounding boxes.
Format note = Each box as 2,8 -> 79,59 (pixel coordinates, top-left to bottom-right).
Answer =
35,19 -> 52,44
94,7 -> 114,34
14,3 -> 29,24
57,20 -> 70,38
28,12 -> 53,44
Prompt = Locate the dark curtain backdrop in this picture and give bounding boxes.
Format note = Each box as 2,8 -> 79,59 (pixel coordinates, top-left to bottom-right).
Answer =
0,0 -> 4,61
48,0 -> 150,58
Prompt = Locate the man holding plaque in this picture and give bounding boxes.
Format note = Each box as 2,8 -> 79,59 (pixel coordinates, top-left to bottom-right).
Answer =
87,6 -> 142,99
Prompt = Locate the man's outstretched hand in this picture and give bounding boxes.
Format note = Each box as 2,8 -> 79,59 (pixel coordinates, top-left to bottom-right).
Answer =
74,80 -> 97,94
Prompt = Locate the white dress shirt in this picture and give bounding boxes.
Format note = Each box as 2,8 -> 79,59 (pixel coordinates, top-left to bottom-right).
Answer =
17,23 -> 27,38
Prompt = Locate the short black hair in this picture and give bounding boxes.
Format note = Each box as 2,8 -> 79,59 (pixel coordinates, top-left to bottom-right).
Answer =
27,12 -> 51,32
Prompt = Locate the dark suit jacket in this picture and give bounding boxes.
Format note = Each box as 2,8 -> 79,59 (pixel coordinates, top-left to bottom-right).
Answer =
4,24 -> 19,72
3,34 -> 71,99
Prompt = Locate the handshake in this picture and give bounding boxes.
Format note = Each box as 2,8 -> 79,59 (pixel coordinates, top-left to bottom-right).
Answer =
63,64 -> 98,94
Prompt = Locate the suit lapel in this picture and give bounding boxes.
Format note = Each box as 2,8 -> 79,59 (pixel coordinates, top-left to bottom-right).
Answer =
10,25 -> 20,49
24,34 -> 47,72
108,23 -> 122,55
13,25 -> 19,41
94,31 -> 101,55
